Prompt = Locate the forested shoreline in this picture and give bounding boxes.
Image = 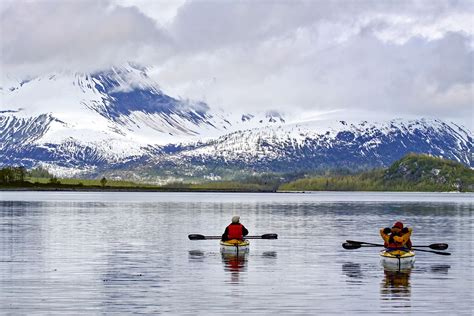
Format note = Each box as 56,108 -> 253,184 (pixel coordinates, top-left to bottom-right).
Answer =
1,154 -> 473,192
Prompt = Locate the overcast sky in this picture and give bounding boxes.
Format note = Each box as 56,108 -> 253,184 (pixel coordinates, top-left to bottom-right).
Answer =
1,0 -> 473,126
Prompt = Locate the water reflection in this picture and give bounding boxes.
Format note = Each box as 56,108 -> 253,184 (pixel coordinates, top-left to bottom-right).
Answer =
380,267 -> 412,308
342,261 -> 452,309
261,251 -> 277,259
342,262 -> 413,305
342,262 -> 364,283
221,252 -> 248,284
188,250 -> 205,262
430,264 -> 451,275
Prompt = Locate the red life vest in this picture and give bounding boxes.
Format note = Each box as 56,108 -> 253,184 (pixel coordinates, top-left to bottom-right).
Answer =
227,224 -> 244,240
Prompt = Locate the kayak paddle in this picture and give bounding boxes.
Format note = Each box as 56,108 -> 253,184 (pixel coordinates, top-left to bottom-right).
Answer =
344,240 -> 451,255
412,243 -> 448,250
409,248 -> 451,256
188,233 -> 278,240
342,242 -> 380,249
346,240 -> 449,250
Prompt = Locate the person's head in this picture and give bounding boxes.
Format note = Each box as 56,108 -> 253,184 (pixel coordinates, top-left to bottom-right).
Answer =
391,221 -> 403,233
232,216 -> 240,224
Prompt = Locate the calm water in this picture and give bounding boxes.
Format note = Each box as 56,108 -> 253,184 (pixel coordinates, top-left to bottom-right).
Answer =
0,192 -> 472,315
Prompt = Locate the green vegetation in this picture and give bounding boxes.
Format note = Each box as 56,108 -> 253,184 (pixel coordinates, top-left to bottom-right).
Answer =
28,166 -> 53,178
25,176 -> 154,187
0,166 -> 158,190
279,154 -> 474,192
0,168 -> 278,192
0,166 -> 27,183
279,169 -> 386,191
1,154 -> 472,192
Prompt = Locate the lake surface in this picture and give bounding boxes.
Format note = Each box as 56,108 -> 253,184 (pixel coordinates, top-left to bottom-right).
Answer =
0,191 -> 472,315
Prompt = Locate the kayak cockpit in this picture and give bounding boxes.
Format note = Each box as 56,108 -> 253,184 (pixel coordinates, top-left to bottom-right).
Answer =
220,239 -> 249,254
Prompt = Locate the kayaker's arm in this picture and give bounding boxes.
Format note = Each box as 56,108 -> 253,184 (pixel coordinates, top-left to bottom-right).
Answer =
222,227 -> 229,241
242,225 -> 249,237
380,228 -> 391,244
393,227 -> 412,244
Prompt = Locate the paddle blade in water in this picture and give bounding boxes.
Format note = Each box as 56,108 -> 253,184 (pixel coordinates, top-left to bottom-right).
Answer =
410,243 -> 449,250
346,240 -> 362,245
342,242 -> 362,250
188,234 -> 206,240
261,233 -> 278,239
430,243 -> 449,250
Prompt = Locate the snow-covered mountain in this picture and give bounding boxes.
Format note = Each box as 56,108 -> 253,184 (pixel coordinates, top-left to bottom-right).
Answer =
0,64 -> 286,175
1,64 -> 472,180
127,118 -> 472,182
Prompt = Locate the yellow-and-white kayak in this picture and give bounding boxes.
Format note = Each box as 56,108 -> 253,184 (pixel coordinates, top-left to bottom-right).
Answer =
220,239 -> 249,253
380,249 -> 415,268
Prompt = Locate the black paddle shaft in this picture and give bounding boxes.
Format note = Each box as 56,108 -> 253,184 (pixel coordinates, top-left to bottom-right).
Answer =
188,233 -> 278,240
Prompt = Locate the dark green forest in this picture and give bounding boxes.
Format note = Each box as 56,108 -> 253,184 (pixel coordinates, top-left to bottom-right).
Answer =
280,154 -> 474,192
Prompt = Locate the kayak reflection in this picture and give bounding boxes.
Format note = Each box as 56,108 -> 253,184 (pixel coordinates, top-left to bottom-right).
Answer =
188,250 -> 205,262
221,252 -> 248,284
341,262 -> 364,283
430,264 -> 451,274
380,267 -> 412,305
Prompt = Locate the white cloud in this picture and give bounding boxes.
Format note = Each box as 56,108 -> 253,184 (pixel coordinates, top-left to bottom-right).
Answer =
1,0 -> 473,126
0,0 -> 171,77
113,0 -> 186,26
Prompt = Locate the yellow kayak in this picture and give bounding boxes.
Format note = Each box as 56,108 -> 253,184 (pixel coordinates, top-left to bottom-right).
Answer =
220,239 -> 249,253
380,249 -> 415,268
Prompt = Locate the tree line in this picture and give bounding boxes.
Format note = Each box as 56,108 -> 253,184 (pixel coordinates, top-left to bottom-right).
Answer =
0,166 -> 27,184
0,166 -> 54,185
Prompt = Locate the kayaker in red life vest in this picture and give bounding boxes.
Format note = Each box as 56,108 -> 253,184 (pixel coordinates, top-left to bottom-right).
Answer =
380,221 -> 413,250
222,216 -> 249,241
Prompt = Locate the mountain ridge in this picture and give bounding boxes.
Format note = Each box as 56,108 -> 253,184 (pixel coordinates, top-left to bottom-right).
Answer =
1,65 -> 472,180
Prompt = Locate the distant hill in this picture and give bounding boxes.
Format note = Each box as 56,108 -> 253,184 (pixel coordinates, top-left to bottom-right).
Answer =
279,154 -> 474,192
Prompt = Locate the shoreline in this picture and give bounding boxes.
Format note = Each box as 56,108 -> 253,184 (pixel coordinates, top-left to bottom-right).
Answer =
0,187 -> 469,194
0,186 -> 275,193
